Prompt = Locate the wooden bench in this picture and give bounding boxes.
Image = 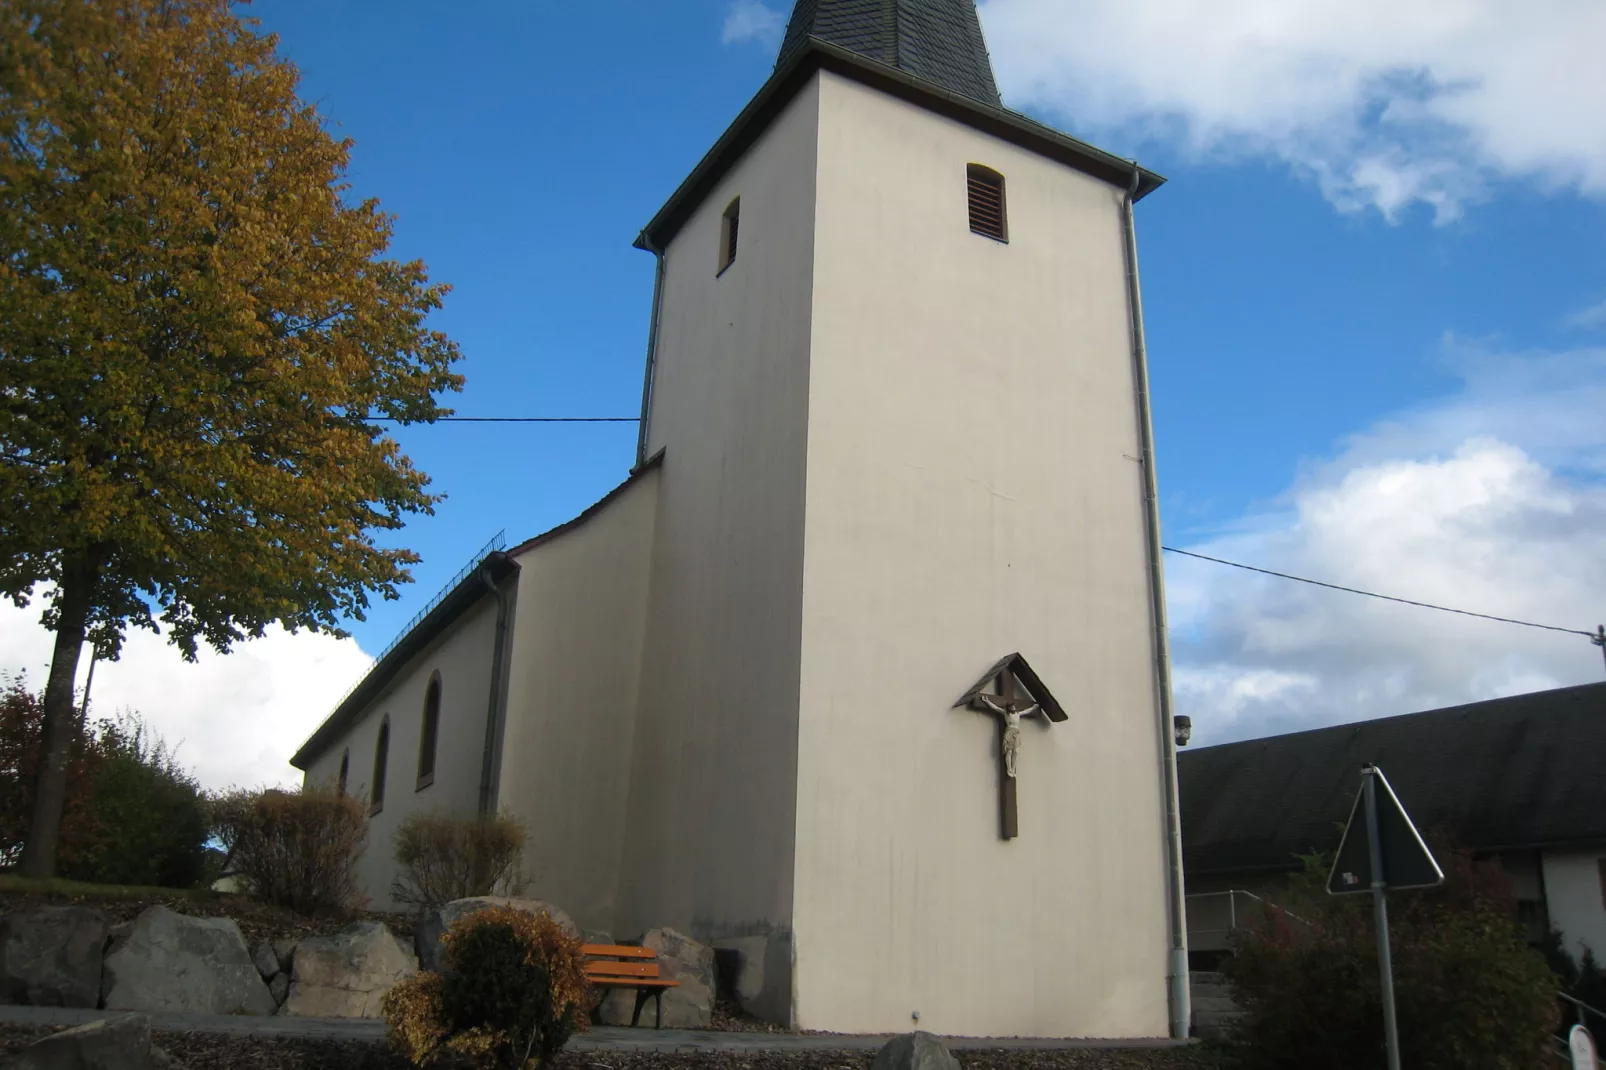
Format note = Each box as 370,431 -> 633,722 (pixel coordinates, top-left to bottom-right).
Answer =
582,944 -> 680,1028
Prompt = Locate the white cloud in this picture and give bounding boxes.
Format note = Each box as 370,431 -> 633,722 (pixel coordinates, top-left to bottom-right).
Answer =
1567,298 -> 1606,332
1169,345 -> 1606,746
722,0 -> 787,48
0,598 -> 372,792
978,0 -> 1606,221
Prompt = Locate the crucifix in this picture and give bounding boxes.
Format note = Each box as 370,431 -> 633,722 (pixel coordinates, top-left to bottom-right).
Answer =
953,653 -> 1068,840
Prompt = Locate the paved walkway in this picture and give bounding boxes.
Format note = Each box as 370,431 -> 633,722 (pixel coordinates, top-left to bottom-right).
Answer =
0,1006 -> 1186,1052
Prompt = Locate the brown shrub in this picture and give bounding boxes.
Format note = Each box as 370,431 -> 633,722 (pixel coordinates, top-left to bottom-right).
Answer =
384,904 -> 588,1069
0,674 -> 104,871
391,810 -> 526,911
212,786 -> 368,916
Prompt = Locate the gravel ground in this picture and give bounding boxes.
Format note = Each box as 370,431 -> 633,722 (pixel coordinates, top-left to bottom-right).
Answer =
1,1025 -> 1242,1070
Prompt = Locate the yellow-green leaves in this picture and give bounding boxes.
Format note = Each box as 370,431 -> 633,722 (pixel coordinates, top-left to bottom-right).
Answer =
0,0 -> 464,658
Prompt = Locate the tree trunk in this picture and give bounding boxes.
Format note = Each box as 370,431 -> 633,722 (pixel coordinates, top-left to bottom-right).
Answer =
19,552 -> 100,880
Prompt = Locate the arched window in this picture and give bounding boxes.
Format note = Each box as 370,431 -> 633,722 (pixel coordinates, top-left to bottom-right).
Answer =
967,164 -> 1007,242
337,748 -> 350,795
718,197 -> 740,274
371,716 -> 390,815
417,673 -> 441,790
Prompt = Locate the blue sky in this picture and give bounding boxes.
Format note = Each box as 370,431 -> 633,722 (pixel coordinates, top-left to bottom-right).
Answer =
3,0 -> 1601,787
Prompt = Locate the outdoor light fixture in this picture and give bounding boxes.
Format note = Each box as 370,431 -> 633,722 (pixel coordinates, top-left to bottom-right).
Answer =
1174,716 -> 1192,747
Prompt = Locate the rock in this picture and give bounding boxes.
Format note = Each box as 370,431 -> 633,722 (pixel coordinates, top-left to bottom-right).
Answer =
415,898 -> 578,975
251,943 -> 279,982
148,1048 -> 184,1070
281,921 -> 416,1018
870,1032 -> 961,1070
100,905 -> 276,1016
582,930 -> 614,947
596,927 -> 714,1029
268,972 -> 290,1006
0,905 -> 108,1008
270,938 -> 298,973
2,1013 -> 151,1070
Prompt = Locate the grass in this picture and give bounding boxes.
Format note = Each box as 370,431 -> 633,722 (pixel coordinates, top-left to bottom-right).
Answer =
0,873 -> 220,900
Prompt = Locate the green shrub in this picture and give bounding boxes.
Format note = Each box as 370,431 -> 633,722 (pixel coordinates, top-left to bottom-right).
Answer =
391,810 -> 527,910
65,714 -> 211,888
384,904 -> 589,1069
212,785 -> 367,916
1227,850 -> 1560,1069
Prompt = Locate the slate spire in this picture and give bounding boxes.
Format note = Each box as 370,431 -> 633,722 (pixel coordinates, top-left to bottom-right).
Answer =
777,0 -> 1003,108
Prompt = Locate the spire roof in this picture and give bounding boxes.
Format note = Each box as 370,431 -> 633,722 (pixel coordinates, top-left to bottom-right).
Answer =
778,0 -> 1002,107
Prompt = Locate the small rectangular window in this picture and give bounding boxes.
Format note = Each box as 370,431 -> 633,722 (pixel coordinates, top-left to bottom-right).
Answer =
719,197 -> 740,274
967,165 -> 1007,242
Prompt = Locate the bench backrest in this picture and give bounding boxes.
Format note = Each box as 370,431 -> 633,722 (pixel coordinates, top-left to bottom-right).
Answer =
582,943 -> 664,982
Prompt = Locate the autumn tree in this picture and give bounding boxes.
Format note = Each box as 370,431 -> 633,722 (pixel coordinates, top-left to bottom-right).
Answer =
0,0 -> 463,878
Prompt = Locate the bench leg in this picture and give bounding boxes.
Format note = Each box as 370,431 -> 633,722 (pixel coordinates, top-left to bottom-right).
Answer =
631,988 -> 651,1028
656,988 -> 664,1030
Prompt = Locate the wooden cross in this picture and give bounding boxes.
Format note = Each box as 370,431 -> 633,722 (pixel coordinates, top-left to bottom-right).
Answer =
953,653 -> 1068,841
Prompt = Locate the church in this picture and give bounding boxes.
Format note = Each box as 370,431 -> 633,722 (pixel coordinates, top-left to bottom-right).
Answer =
292,0 -> 1188,1040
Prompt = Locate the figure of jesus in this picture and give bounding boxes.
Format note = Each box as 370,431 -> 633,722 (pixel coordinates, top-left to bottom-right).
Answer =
976,694 -> 1039,779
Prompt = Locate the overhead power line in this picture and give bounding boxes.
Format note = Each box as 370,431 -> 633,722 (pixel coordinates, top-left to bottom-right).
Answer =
1163,546 -> 1596,640
368,416 -> 641,423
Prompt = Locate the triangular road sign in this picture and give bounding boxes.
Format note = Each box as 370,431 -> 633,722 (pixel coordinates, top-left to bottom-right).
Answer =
1328,766 -> 1444,895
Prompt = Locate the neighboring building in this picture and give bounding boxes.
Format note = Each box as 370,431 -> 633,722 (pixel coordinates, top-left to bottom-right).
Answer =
292,0 -> 1187,1039
1180,683 -> 1606,965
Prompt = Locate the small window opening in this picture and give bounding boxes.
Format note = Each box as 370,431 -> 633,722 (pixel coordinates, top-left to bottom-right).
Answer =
337,749 -> 350,795
967,165 -> 1007,242
371,716 -> 390,815
718,197 -> 740,274
417,673 -> 441,791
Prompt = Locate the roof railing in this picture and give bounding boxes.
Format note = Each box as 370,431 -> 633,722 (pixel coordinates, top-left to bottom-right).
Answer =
326,530 -> 506,712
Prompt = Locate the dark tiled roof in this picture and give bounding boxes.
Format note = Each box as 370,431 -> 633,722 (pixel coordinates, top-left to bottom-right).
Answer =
778,0 -> 1002,107
1179,683 -> 1606,875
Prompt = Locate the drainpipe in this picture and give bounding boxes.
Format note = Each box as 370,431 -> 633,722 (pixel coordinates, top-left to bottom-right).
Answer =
1122,167 -> 1191,1040
635,233 -> 667,468
477,560 -> 512,816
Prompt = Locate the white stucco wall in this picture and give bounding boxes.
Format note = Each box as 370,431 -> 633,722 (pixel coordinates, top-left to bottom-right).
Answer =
1544,847 -> 1606,962
497,470 -> 660,936
789,71 -> 1171,1037
617,77 -> 821,961
301,592 -> 505,910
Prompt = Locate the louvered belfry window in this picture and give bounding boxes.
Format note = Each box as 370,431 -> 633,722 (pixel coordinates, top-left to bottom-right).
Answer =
967,165 -> 1007,242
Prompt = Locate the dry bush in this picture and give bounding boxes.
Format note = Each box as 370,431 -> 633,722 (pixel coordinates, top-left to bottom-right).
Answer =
212,786 -> 368,916
391,811 -> 527,911
383,904 -> 588,1069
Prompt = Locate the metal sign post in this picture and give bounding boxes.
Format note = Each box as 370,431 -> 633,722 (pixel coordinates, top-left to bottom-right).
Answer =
1329,765 -> 1445,1070
1364,771 -> 1402,1070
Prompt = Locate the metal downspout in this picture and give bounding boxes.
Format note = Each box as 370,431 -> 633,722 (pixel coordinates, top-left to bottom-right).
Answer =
635,236 -> 667,467
477,562 -> 512,816
1122,168 -> 1191,1040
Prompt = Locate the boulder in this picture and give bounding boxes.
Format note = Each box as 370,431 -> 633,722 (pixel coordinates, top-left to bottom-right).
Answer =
0,905 -> 108,1008
595,927 -> 713,1029
581,930 -> 614,948
100,906 -> 275,1016
250,943 -> 279,982
268,972 -> 290,1006
870,1033 -> 961,1070
415,898 -> 578,974
281,921 -> 416,1018
270,938 -> 298,974
2,1013 -> 152,1070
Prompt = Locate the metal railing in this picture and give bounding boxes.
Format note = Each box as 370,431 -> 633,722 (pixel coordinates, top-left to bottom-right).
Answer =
326,530 -> 506,711
1186,889 -> 1310,951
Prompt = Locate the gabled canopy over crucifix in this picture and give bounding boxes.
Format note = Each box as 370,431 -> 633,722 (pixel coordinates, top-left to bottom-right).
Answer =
953,653 -> 1068,840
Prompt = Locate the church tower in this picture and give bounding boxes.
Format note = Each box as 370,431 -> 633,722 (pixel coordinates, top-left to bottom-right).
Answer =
619,0 -> 1185,1039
